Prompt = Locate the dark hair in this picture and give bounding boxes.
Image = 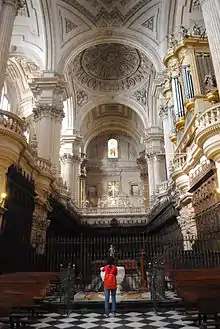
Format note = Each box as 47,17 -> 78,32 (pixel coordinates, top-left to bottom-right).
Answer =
107,256 -> 115,267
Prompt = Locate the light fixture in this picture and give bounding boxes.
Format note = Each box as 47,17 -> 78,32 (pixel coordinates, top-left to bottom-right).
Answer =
0,192 -> 7,231
0,192 -> 7,206
1,192 -> 7,200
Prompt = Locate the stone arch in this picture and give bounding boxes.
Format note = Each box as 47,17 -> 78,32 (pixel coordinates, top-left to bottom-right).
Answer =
57,30 -> 163,74
83,120 -> 143,154
11,0 -> 47,70
76,97 -> 148,131
5,55 -> 41,117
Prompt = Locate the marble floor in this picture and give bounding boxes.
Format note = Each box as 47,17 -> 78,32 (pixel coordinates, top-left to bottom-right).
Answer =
46,290 -> 180,303
19,310 -> 199,329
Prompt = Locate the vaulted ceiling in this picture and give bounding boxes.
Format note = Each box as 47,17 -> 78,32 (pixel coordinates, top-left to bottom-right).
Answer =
5,0 -> 204,125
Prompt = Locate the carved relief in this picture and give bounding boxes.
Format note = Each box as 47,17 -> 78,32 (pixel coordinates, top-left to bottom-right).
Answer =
76,89 -> 88,107
142,17 -> 154,31
30,197 -> 52,255
177,202 -> 197,237
192,174 -> 219,214
13,57 -> 41,80
70,43 -> 151,92
17,0 -> 29,16
133,88 -> 147,106
65,18 -> 77,33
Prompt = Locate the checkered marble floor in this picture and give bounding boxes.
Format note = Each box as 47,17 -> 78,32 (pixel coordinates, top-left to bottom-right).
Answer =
26,310 -> 199,329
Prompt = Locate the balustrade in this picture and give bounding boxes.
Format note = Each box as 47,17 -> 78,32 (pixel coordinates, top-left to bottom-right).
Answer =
37,157 -> 52,173
189,159 -> 214,188
0,110 -> 27,138
173,154 -> 186,170
80,206 -> 148,216
196,106 -> 220,132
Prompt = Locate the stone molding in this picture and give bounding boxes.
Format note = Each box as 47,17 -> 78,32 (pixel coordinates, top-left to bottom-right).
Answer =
3,0 -> 24,11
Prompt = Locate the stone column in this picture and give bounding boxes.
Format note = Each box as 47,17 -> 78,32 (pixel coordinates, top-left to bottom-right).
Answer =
60,154 -> 74,193
0,0 -> 23,91
153,153 -> 167,192
200,0 -> 220,92
137,156 -> 149,208
159,105 -> 174,179
60,134 -> 82,204
79,167 -> 86,208
30,73 -> 65,175
146,155 -> 155,204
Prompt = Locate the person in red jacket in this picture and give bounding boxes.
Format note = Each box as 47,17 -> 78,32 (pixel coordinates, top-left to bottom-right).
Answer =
102,257 -> 118,317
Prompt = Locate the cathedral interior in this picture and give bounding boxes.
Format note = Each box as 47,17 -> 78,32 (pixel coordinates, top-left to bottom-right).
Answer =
1,0 -> 220,327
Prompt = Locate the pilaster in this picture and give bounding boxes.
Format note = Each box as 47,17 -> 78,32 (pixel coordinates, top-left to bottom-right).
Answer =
159,104 -> 174,179
0,0 -> 24,91
60,134 -> 82,204
144,128 -> 166,204
146,154 -> 155,204
137,153 -> 149,209
200,0 -> 220,92
30,73 -> 66,175
153,153 -> 167,191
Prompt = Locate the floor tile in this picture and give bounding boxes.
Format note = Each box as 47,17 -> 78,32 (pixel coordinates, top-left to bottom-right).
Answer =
27,309 -> 200,329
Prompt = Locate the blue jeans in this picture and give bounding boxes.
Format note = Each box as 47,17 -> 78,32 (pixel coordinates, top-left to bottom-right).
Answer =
104,288 -> 116,315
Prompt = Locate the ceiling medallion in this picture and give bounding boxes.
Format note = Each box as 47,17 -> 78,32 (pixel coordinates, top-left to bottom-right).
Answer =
71,43 -> 151,92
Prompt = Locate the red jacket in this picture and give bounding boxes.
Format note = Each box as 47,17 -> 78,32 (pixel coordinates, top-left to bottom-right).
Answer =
102,265 -> 117,276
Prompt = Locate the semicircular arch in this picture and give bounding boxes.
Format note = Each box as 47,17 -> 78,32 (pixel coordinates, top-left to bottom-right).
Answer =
76,96 -> 148,131
57,29 -> 163,74
83,121 -> 142,154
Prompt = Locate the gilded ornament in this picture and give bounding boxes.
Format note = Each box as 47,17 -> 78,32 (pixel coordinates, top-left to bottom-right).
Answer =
170,133 -> 177,144
185,98 -> 195,114
175,117 -> 185,131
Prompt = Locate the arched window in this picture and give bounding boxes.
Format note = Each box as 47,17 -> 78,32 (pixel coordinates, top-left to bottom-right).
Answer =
108,138 -> 118,159
0,84 -> 10,111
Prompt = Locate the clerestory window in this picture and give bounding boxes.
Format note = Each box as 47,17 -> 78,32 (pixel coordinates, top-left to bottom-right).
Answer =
107,138 -> 118,159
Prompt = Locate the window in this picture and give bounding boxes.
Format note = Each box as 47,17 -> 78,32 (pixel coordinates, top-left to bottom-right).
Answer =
108,181 -> 119,197
108,138 -> 118,159
0,84 -> 10,111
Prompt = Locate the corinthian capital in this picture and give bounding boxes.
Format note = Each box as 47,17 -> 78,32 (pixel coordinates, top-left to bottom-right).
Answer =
33,105 -> 65,122
3,0 -> 24,11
